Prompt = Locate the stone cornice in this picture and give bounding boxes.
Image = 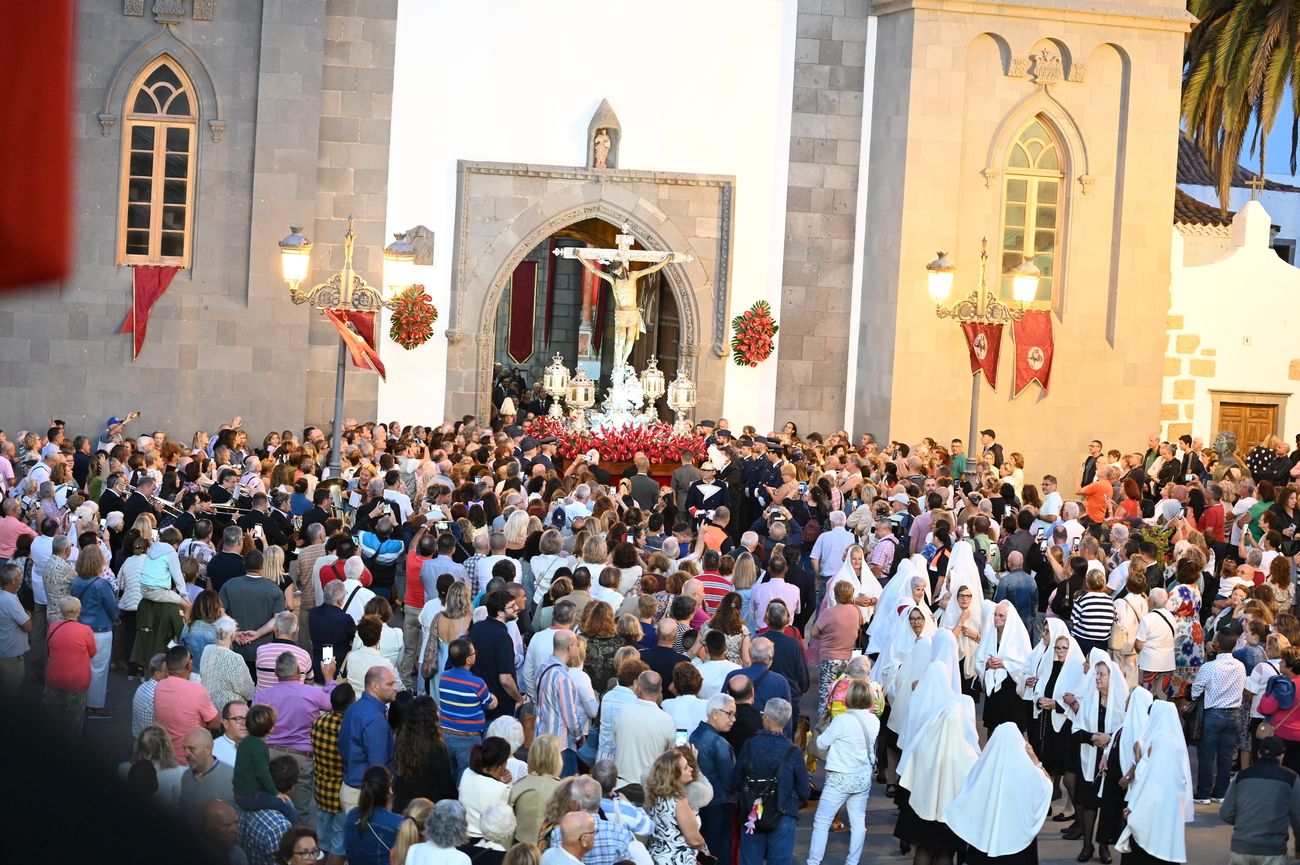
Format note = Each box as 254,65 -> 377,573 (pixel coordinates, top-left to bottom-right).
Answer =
459,161 -> 736,188
871,0 -> 1194,33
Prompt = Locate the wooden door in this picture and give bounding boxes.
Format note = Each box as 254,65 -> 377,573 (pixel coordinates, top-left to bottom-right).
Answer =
1217,402 -> 1279,449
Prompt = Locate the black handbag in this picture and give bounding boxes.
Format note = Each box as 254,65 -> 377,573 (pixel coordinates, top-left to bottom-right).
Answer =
1180,693 -> 1205,744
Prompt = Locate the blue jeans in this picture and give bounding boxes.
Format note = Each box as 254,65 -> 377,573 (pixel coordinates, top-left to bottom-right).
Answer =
445,732 -> 480,785
1195,707 -> 1239,799
739,813 -> 795,865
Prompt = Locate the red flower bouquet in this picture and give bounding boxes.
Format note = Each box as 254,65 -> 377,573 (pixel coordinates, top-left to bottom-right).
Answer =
388,284 -> 437,350
730,300 -> 778,367
525,417 -> 705,463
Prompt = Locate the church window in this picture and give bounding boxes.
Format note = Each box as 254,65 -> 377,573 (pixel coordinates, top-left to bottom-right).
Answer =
999,117 -> 1063,304
118,57 -> 197,266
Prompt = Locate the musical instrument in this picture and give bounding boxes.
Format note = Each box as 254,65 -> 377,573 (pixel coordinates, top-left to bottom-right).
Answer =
126,483 -> 185,519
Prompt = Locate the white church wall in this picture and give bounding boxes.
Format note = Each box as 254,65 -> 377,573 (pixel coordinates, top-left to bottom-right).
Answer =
381,0 -> 797,429
1165,201 -> 1300,441
1179,183 -> 1300,260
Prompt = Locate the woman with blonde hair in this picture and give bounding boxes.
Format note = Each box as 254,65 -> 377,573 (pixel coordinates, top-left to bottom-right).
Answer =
261,544 -> 296,612
503,510 -> 530,553
118,725 -> 186,807
1243,632 -> 1292,769
424,580 -> 473,696
390,797 -> 434,865
645,748 -> 707,864
580,535 -> 608,574
731,552 -> 759,633
507,734 -> 563,844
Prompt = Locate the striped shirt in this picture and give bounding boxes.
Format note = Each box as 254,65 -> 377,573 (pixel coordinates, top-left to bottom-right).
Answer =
1069,591 -> 1116,642
254,641 -> 312,691
437,666 -> 493,735
534,656 -> 586,750
697,572 -> 734,616
309,710 -> 345,813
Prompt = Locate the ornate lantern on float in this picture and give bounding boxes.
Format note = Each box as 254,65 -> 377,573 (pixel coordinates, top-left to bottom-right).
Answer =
542,354 -> 571,420
566,368 -> 596,430
639,356 -> 666,420
666,368 -> 697,436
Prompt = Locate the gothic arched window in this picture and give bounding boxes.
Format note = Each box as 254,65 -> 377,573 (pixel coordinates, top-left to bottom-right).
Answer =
118,57 -> 197,265
999,116 -> 1064,304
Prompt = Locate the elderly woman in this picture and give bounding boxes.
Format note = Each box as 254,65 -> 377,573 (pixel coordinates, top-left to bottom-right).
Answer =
470,804 -> 517,862
405,798 -> 472,865
200,615 -> 254,712
118,725 -> 186,808
485,717 -> 529,782
809,580 -> 863,709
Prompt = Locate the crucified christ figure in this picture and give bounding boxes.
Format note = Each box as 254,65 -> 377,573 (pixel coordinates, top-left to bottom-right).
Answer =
574,257 -> 673,369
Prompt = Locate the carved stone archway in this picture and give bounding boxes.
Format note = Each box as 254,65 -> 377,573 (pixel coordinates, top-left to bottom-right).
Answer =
447,161 -> 735,422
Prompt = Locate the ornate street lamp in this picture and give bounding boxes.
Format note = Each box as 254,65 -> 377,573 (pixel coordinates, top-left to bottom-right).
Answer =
639,356 -> 666,422
278,216 -> 414,472
925,238 -> 1040,486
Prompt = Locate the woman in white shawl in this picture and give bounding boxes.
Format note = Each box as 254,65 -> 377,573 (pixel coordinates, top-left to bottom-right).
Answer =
823,544 -> 883,624
1132,702 -> 1195,827
1115,732 -> 1191,864
866,557 -> 929,649
975,599 -> 1032,734
1095,687 -> 1154,861
873,602 -> 937,695
1026,619 -> 1085,825
939,541 -> 985,696
888,634 -> 934,733
898,659 -> 961,752
943,723 -> 1052,865
895,695 -> 982,865
1061,649 -> 1129,863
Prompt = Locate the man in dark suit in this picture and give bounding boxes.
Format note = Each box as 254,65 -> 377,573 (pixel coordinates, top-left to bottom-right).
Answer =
1178,434 -> 1205,480
640,618 -> 690,688
308,579 -> 357,683
721,637 -> 793,736
980,428 -> 1004,468
629,455 -> 660,512
237,493 -> 291,549
121,475 -> 158,529
780,546 -> 816,633
724,675 -> 765,751
97,472 -> 127,519
671,450 -> 702,511
1080,439 -> 1101,487
300,486 -> 331,533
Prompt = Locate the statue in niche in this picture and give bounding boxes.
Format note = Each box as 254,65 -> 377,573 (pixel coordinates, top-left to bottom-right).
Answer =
592,128 -> 612,170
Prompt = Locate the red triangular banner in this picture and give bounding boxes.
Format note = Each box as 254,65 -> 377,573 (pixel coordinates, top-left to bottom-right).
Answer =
1012,309 -> 1054,396
119,265 -> 182,359
323,309 -> 387,381
961,321 -> 1003,388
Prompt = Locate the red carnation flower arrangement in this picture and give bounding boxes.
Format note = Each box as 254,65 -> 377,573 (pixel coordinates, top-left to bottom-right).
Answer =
525,417 -> 705,464
730,300 -> 778,367
388,284 -> 437,350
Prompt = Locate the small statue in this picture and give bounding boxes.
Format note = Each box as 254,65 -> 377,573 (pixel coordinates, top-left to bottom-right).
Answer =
592,128 -> 612,169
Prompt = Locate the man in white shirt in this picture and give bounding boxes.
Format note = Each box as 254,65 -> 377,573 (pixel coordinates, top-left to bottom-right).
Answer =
1039,474 -> 1063,519
1134,587 -> 1177,697
1231,480 -> 1258,547
339,557 -> 376,622
613,670 -> 675,801
477,532 -> 521,594
564,485 -> 595,524
1060,502 -> 1086,546
810,511 -> 854,578
211,700 -> 248,766
692,629 -> 741,698
381,470 -> 413,524
523,600 -> 575,699
344,614 -> 404,693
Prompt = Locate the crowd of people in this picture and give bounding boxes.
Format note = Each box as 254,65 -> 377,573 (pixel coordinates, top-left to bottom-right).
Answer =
3,408 -> 1300,865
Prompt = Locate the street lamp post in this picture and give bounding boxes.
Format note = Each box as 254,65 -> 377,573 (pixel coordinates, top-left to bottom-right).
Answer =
926,238 -> 1040,488
279,217 -> 416,474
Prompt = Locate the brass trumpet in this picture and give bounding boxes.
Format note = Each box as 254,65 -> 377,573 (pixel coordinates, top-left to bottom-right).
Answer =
126,483 -> 185,519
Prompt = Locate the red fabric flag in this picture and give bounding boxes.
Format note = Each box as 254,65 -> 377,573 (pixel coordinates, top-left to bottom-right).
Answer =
508,261 -> 538,363
1012,309 -> 1054,397
2,0 -> 74,290
323,309 -> 386,381
961,321 -> 1003,388
118,265 -> 181,359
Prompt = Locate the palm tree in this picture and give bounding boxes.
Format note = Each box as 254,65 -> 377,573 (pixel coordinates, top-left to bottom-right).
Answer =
1182,0 -> 1300,207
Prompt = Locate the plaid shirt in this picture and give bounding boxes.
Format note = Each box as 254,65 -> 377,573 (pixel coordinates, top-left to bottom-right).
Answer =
310,710 -> 345,813
548,815 -> 635,865
464,554 -> 486,593
238,807 -> 291,865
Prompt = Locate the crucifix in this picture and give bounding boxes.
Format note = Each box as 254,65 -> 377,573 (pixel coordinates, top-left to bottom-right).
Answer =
554,222 -> 692,369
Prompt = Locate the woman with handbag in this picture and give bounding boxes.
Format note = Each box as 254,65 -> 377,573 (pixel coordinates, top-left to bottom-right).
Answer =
1241,631 -> 1289,769
1256,645 -> 1300,774
806,680 -> 879,865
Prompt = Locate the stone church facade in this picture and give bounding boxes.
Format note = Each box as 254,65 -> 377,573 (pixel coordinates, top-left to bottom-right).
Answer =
1,0 -> 398,435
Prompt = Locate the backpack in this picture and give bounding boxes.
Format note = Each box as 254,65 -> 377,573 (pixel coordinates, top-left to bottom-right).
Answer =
1266,674 -> 1296,710
878,534 -> 907,579
741,746 -> 793,834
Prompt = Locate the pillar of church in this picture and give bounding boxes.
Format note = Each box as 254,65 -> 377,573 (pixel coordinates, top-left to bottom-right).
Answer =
853,0 -> 1191,482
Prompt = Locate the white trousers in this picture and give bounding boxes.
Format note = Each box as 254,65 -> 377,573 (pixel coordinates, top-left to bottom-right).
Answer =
806,776 -> 870,865
87,631 -> 112,708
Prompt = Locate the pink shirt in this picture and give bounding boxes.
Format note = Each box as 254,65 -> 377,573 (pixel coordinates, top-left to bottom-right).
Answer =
154,675 -> 218,763
0,516 -> 35,558
750,578 -> 801,625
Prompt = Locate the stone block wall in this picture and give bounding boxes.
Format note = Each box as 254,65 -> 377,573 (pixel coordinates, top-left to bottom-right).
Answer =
775,0 -> 870,435
0,0 -> 394,441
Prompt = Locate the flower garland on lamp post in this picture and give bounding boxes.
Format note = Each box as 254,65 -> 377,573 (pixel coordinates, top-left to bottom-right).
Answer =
731,300 -> 779,367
